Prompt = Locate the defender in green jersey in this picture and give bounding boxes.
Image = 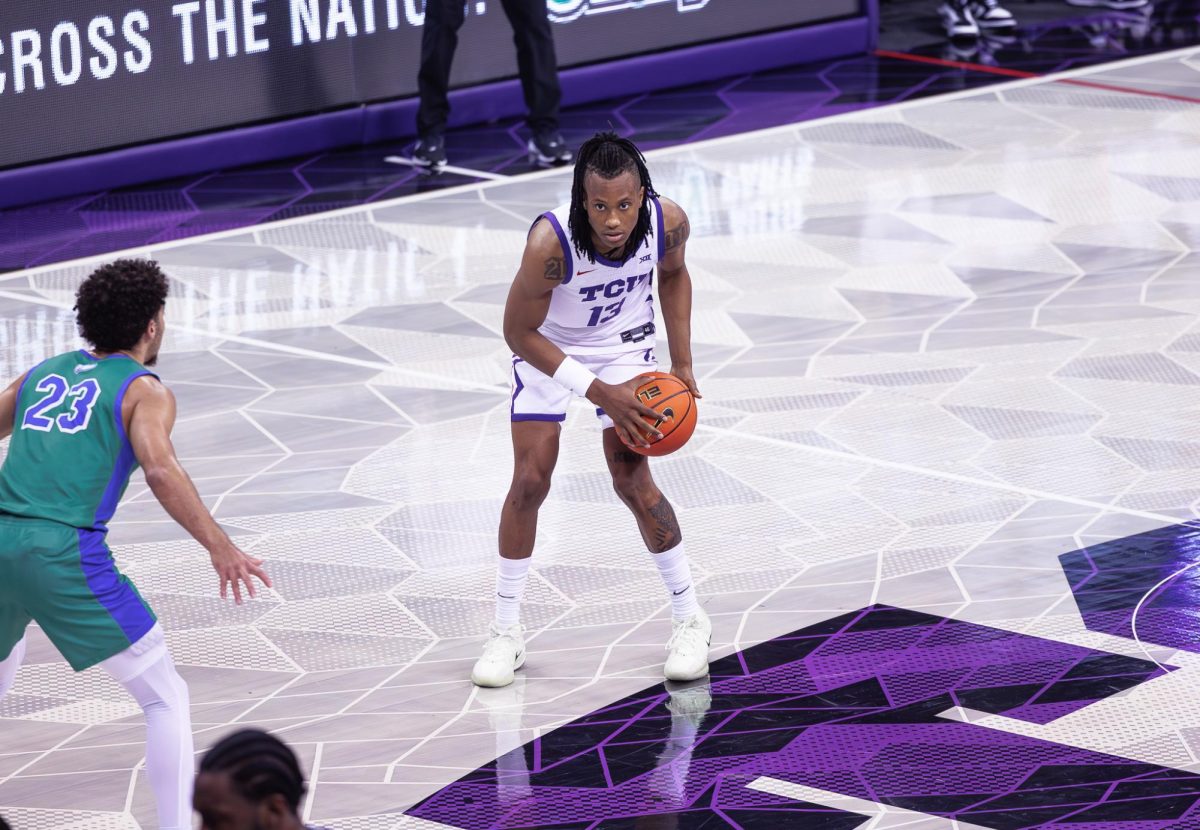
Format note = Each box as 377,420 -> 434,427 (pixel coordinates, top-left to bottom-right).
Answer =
0,259 -> 271,830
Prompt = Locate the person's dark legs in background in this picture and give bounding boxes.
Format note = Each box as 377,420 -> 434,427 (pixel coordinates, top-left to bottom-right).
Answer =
499,0 -> 572,166
412,0 -> 467,172
410,0 -> 572,172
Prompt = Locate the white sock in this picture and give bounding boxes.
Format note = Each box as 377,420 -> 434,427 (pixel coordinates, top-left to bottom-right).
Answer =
102,628 -> 194,830
495,556 -> 532,628
652,541 -> 700,620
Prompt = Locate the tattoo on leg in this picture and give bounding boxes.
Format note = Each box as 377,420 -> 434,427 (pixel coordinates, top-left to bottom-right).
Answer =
610,450 -> 642,465
647,493 -> 681,553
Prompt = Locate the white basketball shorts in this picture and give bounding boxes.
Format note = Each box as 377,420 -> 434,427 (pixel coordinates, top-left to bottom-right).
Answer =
510,347 -> 657,429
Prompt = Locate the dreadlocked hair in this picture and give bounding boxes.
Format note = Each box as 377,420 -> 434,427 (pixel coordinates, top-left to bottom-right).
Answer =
568,131 -> 657,264
200,729 -> 306,812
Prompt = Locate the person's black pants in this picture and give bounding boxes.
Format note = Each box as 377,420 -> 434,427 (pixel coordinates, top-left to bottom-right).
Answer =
416,0 -> 563,138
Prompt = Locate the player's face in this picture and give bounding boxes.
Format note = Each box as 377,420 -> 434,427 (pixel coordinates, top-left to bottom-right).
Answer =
144,307 -> 165,367
584,170 -> 644,255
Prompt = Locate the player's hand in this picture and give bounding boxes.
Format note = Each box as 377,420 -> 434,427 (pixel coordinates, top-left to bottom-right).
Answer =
209,543 -> 272,605
671,364 -> 702,399
588,377 -> 663,449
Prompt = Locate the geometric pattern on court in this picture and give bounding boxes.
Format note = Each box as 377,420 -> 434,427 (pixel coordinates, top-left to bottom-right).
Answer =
0,48 -> 1199,829
1062,522 -> 1200,654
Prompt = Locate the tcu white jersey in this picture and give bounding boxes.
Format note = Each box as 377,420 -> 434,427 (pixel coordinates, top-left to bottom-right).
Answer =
536,197 -> 666,355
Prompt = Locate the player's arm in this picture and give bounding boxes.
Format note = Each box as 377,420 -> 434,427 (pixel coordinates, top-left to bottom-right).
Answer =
656,198 -> 701,399
503,219 -> 663,448
125,376 -> 271,604
0,373 -> 28,442
503,219 -> 575,379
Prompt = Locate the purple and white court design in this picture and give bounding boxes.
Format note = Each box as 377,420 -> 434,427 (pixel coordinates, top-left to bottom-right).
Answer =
2,12 -> 1200,830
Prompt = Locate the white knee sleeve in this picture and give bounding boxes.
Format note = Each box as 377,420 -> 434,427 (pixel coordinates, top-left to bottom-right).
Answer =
0,636 -> 26,698
102,625 -> 194,830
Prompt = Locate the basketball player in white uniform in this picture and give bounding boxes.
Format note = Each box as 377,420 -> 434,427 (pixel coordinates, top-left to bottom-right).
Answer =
472,132 -> 709,687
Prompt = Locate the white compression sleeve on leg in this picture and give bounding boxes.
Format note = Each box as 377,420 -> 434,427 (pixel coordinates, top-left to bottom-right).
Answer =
102,626 -> 194,830
0,636 -> 27,698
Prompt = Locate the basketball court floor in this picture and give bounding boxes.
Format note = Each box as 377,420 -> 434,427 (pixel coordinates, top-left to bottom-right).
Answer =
3,46 -> 1200,829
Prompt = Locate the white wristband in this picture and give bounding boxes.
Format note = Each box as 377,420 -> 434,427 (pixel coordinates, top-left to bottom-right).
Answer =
552,356 -> 598,398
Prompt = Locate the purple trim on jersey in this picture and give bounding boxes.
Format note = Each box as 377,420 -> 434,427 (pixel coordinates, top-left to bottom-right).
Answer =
651,196 -> 666,262
77,351 -> 133,362
77,527 -> 155,644
592,249 -> 626,268
540,212 -> 574,286
95,370 -> 156,527
512,414 -> 566,422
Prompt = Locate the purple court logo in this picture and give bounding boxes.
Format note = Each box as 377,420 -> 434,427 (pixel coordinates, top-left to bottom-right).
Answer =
410,601 -> 1199,828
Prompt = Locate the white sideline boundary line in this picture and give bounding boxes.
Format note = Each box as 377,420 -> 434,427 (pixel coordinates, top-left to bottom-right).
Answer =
694,422 -> 1186,527
383,154 -> 509,181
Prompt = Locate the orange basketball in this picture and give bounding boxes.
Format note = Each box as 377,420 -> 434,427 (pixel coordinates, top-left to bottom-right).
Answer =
622,371 -> 697,457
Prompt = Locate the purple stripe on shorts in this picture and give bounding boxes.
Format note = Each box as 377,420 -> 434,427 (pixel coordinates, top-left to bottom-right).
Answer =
510,360 -> 525,417
77,528 -> 155,645
513,414 -> 566,422
541,212 -> 574,285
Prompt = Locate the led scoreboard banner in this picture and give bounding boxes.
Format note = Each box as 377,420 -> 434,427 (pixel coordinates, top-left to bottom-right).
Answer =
544,0 -> 711,23
0,0 -> 858,172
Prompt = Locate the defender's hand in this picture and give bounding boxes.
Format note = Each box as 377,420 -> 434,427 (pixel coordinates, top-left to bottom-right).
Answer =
588,377 -> 664,449
209,543 -> 272,605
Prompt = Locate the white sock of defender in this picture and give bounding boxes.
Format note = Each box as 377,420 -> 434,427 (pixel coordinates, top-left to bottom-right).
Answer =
495,556 -> 532,628
652,541 -> 700,620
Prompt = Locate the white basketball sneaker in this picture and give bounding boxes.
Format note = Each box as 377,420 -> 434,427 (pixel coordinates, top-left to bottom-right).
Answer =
970,0 -> 1016,29
471,623 -> 526,688
663,609 -> 711,682
938,1 -> 979,37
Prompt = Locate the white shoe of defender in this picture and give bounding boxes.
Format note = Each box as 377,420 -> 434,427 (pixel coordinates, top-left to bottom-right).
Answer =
663,610 -> 711,682
471,623 -> 526,688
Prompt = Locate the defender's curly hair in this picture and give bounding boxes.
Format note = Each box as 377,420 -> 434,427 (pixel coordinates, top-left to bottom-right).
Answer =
200,729 -> 306,812
74,259 -> 169,352
568,132 -> 657,264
